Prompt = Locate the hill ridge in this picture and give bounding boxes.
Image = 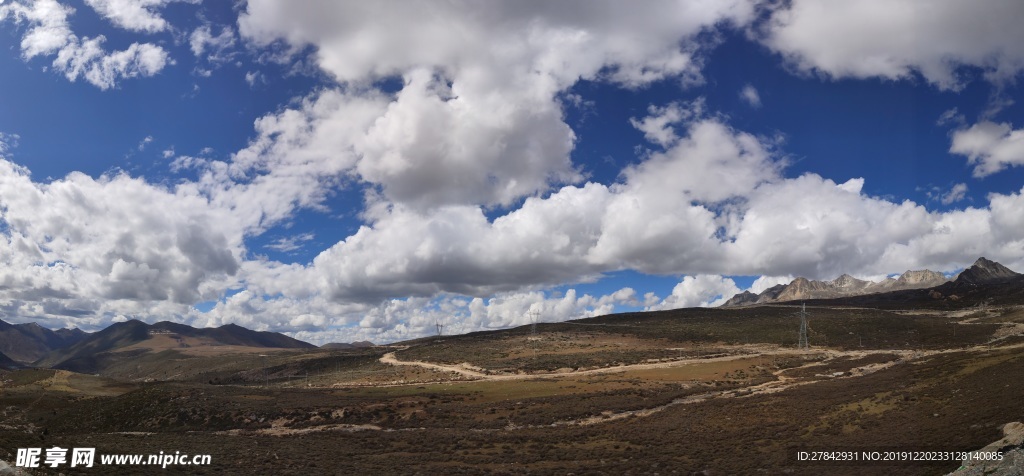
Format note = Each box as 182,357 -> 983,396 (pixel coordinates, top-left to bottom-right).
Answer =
35,319 -> 314,373
722,265 -> 965,307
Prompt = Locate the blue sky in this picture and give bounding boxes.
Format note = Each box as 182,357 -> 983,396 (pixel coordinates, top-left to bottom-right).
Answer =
1,0 -> 1023,344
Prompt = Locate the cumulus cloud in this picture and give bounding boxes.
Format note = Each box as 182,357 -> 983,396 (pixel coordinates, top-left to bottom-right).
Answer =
0,0 -> 169,89
192,88 -> 387,232
0,158 -> 244,329
748,275 -> 795,294
646,275 -> 742,311
724,175 -> 921,277
629,102 -> 702,148
232,0 -> 759,210
240,113 -> 779,304
261,286 -> 638,345
6,84 -> 1024,342
760,0 -> 1024,89
235,99 -> 1024,314
5,0 -> 1024,346
239,1 -> 757,85
949,121 -> 1024,177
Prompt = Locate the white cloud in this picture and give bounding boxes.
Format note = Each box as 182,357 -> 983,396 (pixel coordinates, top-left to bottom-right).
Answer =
244,71 -> 265,87
941,183 -> 969,205
265,232 -> 315,253
0,159 -> 244,323
83,0 -> 192,34
247,115 -> 779,304
949,121 -> 1024,177
354,68 -> 582,209
0,0 -> 73,58
233,1 -> 759,210
646,275 -> 742,311
748,275 -> 794,294
6,82 -> 1024,342
724,174 -> 936,278
190,23 -> 235,61
261,286 -> 637,345
5,1 -> 1024,346
137,135 -> 153,151
0,133 -> 20,154
239,1 -> 757,86
193,89 -> 387,232
0,0 -> 170,89
629,102 -> 700,148
739,84 -> 761,108
937,108 -> 965,127
760,0 -> 1024,89
235,102 -> 1024,315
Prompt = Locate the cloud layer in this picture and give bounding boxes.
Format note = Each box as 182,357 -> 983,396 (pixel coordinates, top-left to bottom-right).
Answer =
1,1 -> 1024,345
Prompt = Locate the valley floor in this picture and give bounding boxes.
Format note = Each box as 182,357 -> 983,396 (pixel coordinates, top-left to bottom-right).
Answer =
2,304 -> 1023,475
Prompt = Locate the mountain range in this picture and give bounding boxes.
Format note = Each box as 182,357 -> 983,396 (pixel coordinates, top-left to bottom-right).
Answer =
2,257 -> 1020,374
36,320 -> 315,373
0,318 -> 316,375
722,257 -> 1019,307
0,319 -> 88,364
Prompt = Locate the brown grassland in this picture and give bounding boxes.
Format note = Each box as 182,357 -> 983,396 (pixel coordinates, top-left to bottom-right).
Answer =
1,304 -> 1021,474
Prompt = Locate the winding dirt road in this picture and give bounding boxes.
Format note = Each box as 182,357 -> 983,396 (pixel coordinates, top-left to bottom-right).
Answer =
367,317 -> 1024,429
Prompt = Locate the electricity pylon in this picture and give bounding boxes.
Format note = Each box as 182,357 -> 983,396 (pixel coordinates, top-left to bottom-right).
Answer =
797,303 -> 809,350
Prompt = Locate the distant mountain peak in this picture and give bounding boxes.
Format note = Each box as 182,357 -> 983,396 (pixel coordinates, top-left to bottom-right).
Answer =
0,319 -> 90,364
974,256 -> 998,267
721,290 -> 759,307
955,257 -> 1020,285
831,274 -> 869,289
38,319 -> 314,374
896,269 -> 947,286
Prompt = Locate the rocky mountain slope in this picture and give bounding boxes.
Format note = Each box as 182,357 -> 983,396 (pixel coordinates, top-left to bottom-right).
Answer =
0,350 -> 22,370
950,257 -> 1021,285
0,319 -> 88,363
723,269 -> 950,307
724,257 -> 1023,309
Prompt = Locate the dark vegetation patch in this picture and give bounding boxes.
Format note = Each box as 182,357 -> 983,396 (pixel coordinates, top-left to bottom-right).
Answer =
396,307 -> 997,372
780,353 -> 902,379
7,347 -> 1020,475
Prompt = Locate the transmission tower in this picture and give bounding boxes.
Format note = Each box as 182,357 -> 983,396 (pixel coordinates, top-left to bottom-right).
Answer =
435,321 -> 444,336
529,309 -> 540,336
797,303 -> 809,350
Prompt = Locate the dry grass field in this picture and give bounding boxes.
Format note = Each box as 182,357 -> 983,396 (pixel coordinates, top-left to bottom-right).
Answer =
2,303 -> 1022,474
